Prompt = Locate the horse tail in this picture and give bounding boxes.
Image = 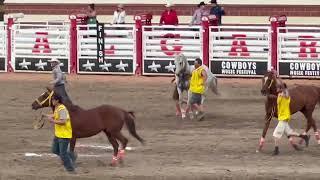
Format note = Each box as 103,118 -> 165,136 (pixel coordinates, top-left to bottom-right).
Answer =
210,76 -> 219,95
124,111 -> 145,145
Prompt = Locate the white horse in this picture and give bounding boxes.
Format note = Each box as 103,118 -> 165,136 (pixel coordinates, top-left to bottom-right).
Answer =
173,54 -> 219,119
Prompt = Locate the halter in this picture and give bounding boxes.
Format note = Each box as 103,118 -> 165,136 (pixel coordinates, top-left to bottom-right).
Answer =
35,91 -> 54,107
267,79 -> 274,89
264,77 -> 274,90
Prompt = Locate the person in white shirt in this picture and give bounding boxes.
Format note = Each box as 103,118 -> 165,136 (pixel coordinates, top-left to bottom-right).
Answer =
112,4 -> 126,24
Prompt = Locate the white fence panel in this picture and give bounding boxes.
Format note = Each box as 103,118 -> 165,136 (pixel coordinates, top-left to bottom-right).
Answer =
278,27 -> 320,78
11,24 -> 70,73
142,25 -> 202,75
209,26 -> 271,77
77,24 -> 135,74
0,25 -> 6,72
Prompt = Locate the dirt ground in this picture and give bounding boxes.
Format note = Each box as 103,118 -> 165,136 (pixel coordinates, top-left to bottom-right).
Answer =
0,74 -> 320,180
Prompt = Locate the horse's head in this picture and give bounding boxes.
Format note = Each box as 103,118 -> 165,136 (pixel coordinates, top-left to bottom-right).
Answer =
174,54 -> 188,75
31,87 -> 54,110
261,70 -> 278,96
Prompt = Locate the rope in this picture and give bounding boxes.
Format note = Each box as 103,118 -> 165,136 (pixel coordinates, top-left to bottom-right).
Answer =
33,109 -> 46,129
267,106 -> 276,122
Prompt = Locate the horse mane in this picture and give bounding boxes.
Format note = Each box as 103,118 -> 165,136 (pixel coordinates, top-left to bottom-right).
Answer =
63,99 -> 83,112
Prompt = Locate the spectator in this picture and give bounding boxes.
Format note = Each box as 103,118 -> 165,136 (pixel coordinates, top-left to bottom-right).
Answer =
159,2 -> 179,25
209,0 -> 225,25
190,1 -> 209,25
112,4 -> 126,24
86,3 -> 97,25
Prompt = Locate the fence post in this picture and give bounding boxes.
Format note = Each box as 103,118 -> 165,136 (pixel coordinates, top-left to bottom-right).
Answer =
6,17 -> 14,72
201,17 -> 209,67
269,15 -> 287,72
269,16 -> 279,71
134,15 -> 143,76
69,15 -> 78,74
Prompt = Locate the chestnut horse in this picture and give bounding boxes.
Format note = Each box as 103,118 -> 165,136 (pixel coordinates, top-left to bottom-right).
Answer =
258,71 -> 320,151
31,88 -> 144,166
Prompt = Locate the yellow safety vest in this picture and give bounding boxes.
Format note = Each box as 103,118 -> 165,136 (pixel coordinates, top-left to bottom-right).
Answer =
53,104 -> 72,138
189,66 -> 205,94
277,95 -> 291,121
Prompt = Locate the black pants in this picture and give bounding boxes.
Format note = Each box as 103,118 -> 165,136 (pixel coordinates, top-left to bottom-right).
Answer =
54,84 -> 71,104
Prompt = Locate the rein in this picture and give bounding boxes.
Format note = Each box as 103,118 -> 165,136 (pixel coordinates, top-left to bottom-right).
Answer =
263,78 -> 274,90
268,79 -> 274,89
266,106 -> 276,122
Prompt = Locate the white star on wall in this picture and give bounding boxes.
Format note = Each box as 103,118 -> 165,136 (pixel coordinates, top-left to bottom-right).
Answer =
165,61 -> 175,73
35,59 -> 47,70
115,60 -> 128,72
19,58 -> 31,70
82,60 -> 95,71
99,61 -> 112,71
148,61 -> 161,72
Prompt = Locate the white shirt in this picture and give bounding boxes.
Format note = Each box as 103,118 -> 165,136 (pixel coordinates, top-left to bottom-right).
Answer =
112,11 -> 126,24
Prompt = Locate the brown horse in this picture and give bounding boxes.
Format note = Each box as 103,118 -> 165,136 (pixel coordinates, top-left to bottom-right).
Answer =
31,88 -> 144,166
258,71 -> 320,151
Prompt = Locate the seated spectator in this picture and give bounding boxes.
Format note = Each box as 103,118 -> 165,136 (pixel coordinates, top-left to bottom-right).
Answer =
159,2 -> 179,25
190,1 -> 209,25
112,4 -> 126,24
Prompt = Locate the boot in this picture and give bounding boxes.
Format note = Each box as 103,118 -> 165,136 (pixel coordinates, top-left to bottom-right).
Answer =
272,146 -> 279,156
299,134 -> 310,147
196,111 -> 205,121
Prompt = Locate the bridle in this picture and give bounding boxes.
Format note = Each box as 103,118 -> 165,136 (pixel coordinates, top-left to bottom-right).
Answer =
263,75 -> 275,92
35,91 -> 54,107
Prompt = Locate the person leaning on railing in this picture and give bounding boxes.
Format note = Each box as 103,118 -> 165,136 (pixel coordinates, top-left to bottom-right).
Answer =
190,1 -> 209,25
159,2 -> 179,25
111,4 -> 126,24
209,0 -> 225,25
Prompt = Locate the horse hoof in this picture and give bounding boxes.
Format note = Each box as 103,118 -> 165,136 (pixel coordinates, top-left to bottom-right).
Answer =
255,149 -> 260,153
110,156 -> 118,166
317,140 -> 320,145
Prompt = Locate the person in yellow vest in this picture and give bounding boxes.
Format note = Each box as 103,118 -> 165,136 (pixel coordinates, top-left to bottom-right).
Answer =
272,83 -> 309,155
187,58 -> 207,121
43,94 -> 75,173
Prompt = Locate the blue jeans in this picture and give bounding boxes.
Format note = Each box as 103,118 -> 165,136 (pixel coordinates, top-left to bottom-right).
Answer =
52,137 -> 75,171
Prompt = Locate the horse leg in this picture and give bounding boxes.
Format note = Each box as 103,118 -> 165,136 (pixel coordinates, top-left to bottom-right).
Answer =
114,132 -> 128,164
175,100 -> 182,116
69,138 -> 77,164
303,109 -> 320,144
104,131 -> 119,166
257,110 -> 274,152
174,87 -> 182,116
177,88 -> 186,119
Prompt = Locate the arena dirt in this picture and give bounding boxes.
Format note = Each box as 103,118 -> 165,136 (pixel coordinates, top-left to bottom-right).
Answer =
0,74 -> 320,180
